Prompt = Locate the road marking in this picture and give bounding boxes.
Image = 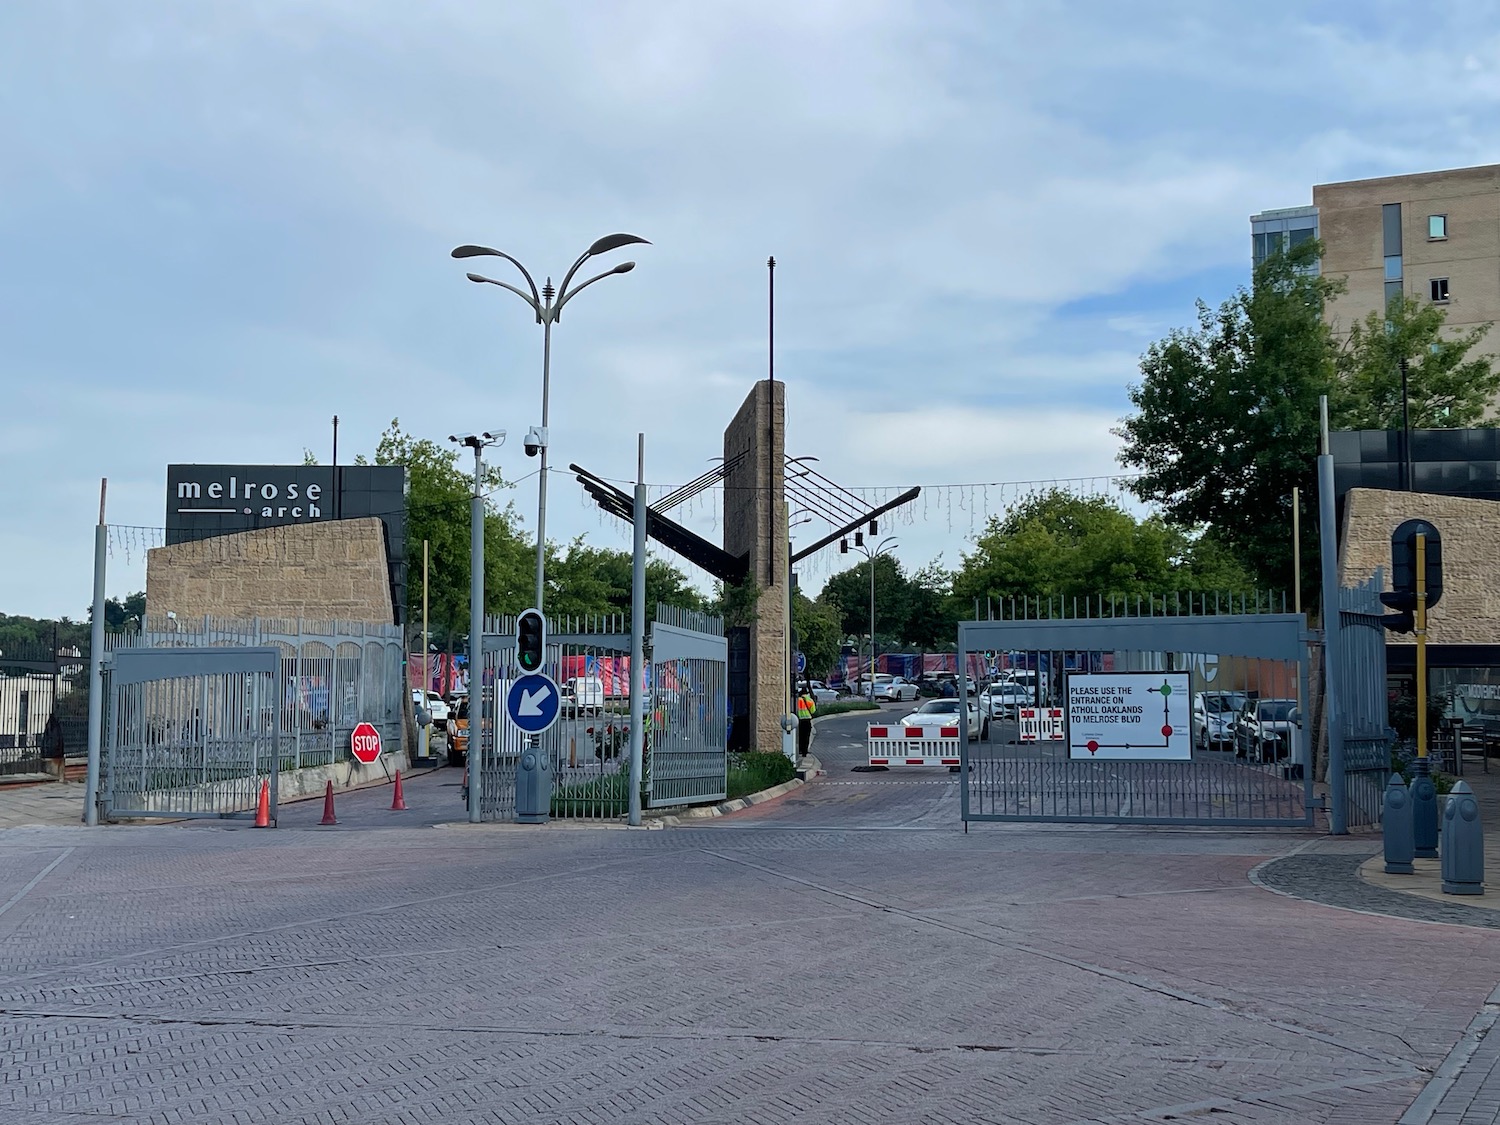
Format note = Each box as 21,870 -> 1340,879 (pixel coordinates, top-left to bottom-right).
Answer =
0,847 -> 75,921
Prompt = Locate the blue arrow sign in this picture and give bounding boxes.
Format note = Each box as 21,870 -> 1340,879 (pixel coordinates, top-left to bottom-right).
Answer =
506,673 -> 561,735
795,652 -> 807,675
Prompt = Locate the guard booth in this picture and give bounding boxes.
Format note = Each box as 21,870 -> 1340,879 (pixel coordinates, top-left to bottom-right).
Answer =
958,599 -> 1316,828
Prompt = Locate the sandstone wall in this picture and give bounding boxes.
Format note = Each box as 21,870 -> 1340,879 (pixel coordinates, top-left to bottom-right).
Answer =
1339,487 -> 1500,646
147,518 -> 395,623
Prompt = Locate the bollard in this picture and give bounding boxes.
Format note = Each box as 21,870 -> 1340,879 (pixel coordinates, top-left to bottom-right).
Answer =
1383,773 -> 1415,874
1410,760 -> 1439,858
514,738 -> 552,824
1440,780 -> 1485,895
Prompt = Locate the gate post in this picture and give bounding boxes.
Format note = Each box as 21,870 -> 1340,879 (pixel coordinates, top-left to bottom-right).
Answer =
1317,398 -> 1347,834
83,484 -> 107,827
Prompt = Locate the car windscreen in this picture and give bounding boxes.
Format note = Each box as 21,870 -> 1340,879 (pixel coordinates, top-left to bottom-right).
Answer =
1256,700 -> 1295,721
919,701 -> 960,713
1204,695 -> 1244,713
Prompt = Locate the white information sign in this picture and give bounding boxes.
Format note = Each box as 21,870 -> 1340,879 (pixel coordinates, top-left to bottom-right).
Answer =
1067,672 -> 1191,761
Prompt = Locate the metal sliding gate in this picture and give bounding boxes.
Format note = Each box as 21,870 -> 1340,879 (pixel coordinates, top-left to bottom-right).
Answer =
100,646 -> 281,822
476,607 -> 727,822
959,608 -> 1317,827
646,606 -> 727,809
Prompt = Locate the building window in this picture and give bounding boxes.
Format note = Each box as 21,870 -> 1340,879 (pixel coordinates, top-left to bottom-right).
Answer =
1383,203 -> 1403,255
1288,226 -> 1315,250
1429,214 -> 1448,240
1384,254 -> 1403,281
1431,277 -> 1450,303
1385,280 -> 1404,310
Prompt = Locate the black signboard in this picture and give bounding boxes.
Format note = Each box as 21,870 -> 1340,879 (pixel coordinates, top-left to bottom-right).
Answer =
165,464 -> 407,623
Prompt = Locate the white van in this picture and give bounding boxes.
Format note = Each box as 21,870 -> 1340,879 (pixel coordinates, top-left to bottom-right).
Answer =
562,676 -> 604,715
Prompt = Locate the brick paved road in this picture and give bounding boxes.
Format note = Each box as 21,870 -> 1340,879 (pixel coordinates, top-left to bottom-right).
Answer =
0,712 -> 1497,1123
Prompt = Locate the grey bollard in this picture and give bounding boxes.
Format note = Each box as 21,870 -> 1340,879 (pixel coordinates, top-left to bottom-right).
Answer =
1410,760 -> 1439,858
1440,780 -> 1484,895
1383,773 -> 1415,874
514,739 -> 552,824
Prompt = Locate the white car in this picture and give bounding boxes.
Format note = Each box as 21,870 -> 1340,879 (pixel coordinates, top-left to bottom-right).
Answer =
804,681 -> 839,706
1192,691 -> 1248,751
873,677 -> 919,702
412,689 -> 450,730
900,698 -> 987,740
980,683 -> 1032,719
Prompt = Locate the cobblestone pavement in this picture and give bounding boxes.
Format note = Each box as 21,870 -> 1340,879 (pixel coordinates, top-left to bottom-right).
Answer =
2,713 -> 1500,1123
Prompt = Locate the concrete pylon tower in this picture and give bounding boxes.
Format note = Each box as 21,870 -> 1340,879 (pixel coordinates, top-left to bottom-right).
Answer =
723,379 -> 789,754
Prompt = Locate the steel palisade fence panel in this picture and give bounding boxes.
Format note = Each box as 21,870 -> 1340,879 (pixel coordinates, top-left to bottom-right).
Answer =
0,632 -> 84,778
647,606 -> 728,809
101,646 -> 280,821
1338,572 -> 1393,827
113,616 -> 403,773
478,609 -> 728,821
958,604 -> 1317,828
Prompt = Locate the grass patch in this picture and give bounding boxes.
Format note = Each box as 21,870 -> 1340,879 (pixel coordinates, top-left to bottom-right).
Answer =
727,751 -> 797,801
813,700 -> 881,717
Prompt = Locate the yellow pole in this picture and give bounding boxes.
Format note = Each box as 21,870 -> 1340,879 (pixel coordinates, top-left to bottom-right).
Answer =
1415,533 -> 1427,761
1291,487 -> 1301,615
422,540 -> 430,761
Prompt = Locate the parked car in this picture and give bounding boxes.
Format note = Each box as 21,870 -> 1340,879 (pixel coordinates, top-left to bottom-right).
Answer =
804,681 -> 839,706
561,676 -> 605,715
1192,691 -> 1249,751
412,689 -> 450,730
900,698 -> 987,741
980,683 -> 1033,718
873,677 -> 919,702
1234,698 -> 1298,762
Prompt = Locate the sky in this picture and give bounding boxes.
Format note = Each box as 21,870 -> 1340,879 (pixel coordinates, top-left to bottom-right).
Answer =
6,1 -> 1500,619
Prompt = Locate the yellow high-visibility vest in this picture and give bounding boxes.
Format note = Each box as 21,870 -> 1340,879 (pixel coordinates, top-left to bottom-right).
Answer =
797,695 -> 815,720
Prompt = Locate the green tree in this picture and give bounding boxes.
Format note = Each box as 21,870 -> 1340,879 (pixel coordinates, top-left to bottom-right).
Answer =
103,592 -> 146,631
819,554 -> 910,645
903,561 -> 960,650
1116,240 -> 1340,593
543,541 -> 706,621
1332,294 -> 1500,429
365,420 -> 532,638
791,590 -> 842,680
951,490 -> 1255,607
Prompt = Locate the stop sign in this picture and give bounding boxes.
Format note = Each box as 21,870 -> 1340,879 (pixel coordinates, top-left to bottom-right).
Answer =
350,722 -> 382,764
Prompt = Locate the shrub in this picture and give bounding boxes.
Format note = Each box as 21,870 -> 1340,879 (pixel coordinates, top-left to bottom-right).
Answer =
727,751 -> 796,800
814,700 -> 881,717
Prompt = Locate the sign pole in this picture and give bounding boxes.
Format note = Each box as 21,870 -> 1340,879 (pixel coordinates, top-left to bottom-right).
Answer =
1316,395 -> 1347,834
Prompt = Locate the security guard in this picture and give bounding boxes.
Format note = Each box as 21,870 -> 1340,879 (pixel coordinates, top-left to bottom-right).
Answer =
796,684 -> 817,757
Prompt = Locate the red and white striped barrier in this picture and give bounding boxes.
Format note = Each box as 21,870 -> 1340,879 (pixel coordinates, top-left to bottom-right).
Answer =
867,724 -> 962,767
1018,707 -> 1066,742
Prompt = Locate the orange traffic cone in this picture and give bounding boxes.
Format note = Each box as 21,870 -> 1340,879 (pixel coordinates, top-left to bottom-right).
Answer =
253,779 -> 271,828
319,780 -> 338,825
390,770 -> 407,811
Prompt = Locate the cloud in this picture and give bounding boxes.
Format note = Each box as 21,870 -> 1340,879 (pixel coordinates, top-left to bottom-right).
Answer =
6,3 -> 1500,614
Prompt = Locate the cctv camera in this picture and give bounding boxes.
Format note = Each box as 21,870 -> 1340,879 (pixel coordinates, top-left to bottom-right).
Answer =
482,430 -> 507,444
523,426 -> 547,458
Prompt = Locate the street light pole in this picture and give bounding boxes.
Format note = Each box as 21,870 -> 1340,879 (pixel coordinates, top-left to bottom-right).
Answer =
450,431 -> 505,824
850,536 -> 898,701
452,234 -> 649,612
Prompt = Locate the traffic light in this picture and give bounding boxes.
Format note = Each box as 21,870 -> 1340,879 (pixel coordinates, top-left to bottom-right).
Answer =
516,609 -> 546,674
1391,519 -> 1442,609
1377,520 -> 1443,633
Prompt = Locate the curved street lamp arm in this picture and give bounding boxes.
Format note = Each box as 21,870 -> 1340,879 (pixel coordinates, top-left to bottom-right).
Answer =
451,245 -> 543,313
466,274 -> 543,319
556,248 -> 595,305
553,264 -> 634,317
559,233 -> 651,298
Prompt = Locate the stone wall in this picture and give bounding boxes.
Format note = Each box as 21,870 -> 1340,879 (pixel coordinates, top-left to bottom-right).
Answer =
147,518 -> 395,623
723,380 -> 789,753
1339,487 -> 1500,646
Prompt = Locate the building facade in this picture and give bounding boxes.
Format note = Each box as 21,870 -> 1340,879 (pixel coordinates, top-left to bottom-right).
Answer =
1255,164 -> 1500,364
